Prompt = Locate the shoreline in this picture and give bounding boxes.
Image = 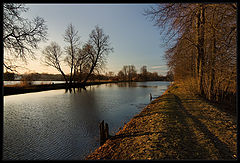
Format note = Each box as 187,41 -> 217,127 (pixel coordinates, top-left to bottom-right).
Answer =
3,80 -> 171,96
3,81 -> 119,96
85,82 -> 237,160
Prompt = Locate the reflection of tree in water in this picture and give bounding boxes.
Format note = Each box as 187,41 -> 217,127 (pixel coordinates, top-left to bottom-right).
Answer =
105,83 -> 114,88
86,85 -> 96,91
70,89 -> 101,139
116,82 -> 159,88
64,82 -> 156,92
65,86 -> 89,93
138,85 -> 158,88
94,85 -> 100,89
117,82 -> 137,88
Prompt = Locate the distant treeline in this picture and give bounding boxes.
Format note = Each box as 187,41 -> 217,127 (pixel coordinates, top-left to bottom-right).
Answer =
4,72 -> 65,81
4,65 -> 172,82
113,65 -> 173,82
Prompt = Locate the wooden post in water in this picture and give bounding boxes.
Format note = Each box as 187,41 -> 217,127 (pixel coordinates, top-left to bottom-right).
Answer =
150,93 -> 152,101
99,120 -> 110,145
105,123 -> 109,139
99,120 -> 105,145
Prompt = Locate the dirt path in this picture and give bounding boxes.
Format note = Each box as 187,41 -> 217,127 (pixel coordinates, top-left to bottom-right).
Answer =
85,83 -> 237,160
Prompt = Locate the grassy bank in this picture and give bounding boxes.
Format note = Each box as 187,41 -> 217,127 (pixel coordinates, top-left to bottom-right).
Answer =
3,81 -> 119,96
85,82 -> 237,160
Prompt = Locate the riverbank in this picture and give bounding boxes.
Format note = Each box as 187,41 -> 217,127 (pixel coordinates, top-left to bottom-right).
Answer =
3,81 -> 119,96
85,82 -> 237,160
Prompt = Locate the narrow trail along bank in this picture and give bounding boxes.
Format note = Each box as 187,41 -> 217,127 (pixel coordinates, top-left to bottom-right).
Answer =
85,83 -> 237,160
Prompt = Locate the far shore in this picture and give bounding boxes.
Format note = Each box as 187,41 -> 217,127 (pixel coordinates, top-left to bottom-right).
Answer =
3,80 -> 171,96
3,81 -> 118,96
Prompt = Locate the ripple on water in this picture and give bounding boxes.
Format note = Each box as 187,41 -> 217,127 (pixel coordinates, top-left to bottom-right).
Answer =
3,81 -> 170,160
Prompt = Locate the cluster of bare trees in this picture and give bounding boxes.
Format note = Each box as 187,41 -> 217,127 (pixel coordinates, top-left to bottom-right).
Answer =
117,65 -> 170,82
145,3 -> 236,105
118,65 -> 137,81
42,24 -> 113,88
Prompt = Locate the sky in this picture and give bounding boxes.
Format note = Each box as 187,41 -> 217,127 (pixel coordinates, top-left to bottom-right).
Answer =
17,3 -> 169,76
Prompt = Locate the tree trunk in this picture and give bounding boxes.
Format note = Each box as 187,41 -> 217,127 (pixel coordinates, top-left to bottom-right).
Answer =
69,42 -> 74,86
208,27 -> 216,101
82,61 -> 96,85
196,4 -> 205,96
195,9 -> 200,85
58,68 -> 68,84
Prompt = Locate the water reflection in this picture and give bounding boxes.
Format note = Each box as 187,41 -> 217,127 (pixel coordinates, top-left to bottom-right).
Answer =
3,81 -> 170,160
116,82 -> 137,87
70,89 -> 101,139
64,82 -> 159,94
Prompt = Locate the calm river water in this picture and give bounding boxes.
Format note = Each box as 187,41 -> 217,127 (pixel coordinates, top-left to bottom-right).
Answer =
3,81 -> 170,160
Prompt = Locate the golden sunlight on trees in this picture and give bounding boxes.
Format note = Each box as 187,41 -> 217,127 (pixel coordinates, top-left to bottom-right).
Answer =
145,3 -> 236,107
3,3 -> 48,72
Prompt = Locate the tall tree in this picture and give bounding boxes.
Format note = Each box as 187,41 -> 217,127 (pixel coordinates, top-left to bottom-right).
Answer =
3,3 -> 48,71
128,65 -> 137,82
63,23 -> 81,86
122,65 -> 128,81
117,70 -> 125,81
140,65 -> 148,81
82,25 -> 113,84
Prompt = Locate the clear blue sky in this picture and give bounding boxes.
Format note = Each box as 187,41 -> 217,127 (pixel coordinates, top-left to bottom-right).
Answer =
21,3 -> 169,75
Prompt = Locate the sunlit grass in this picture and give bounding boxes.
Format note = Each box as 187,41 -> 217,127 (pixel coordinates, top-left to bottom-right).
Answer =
86,82 -> 237,160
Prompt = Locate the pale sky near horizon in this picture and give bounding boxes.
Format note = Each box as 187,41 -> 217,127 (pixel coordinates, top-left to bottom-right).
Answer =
14,3 -> 169,76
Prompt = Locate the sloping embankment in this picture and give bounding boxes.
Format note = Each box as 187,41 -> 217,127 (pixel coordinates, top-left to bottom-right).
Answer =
85,83 -> 237,160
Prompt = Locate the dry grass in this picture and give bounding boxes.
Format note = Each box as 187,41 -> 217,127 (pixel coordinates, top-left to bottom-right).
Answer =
4,81 -> 48,88
85,82 -> 237,160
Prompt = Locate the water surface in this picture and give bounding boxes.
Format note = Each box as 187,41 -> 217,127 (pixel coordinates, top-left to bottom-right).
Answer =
3,81 -> 170,160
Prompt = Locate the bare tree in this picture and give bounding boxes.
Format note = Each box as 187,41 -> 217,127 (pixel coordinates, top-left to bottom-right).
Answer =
128,65 -> 137,82
63,23 -> 81,86
140,65 -> 148,81
42,25 -> 113,88
42,42 -> 68,83
122,65 -> 128,81
82,25 -> 113,85
3,3 -> 48,71
117,70 -> 125,81
120,65 -> 137,82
